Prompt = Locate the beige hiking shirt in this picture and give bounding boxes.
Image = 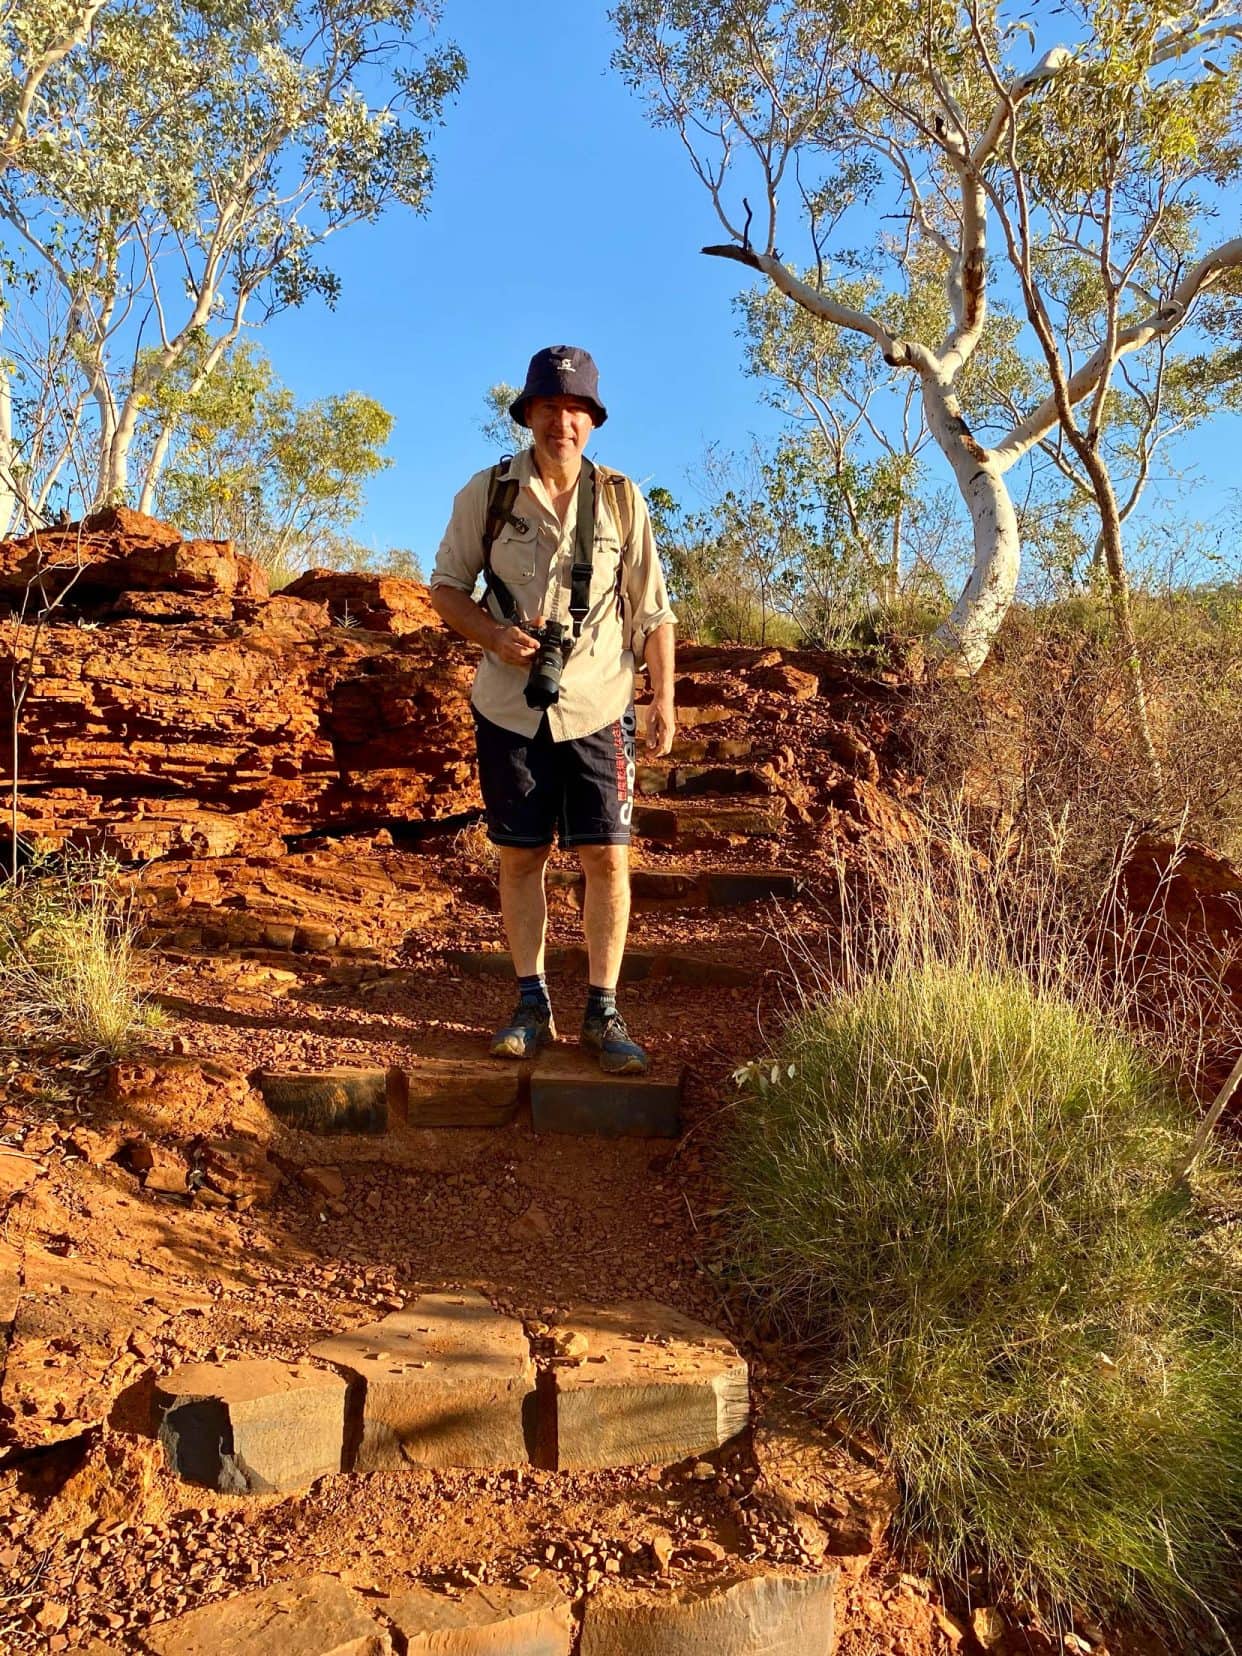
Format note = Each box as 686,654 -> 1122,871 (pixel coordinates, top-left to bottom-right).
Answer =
430,447 -> 676,741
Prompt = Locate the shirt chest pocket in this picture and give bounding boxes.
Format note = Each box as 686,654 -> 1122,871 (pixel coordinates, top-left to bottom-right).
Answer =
588,534 -> 624,621
490,520 -> 537,586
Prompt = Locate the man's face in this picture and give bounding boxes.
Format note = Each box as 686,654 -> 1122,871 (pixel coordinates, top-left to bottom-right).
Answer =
527,395 -> 595,471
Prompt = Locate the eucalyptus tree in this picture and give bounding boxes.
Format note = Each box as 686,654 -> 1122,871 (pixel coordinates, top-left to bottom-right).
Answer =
480,381 -> 532,455
149,340 -> 394,584
613,0 -> 1242,732
0,0 -> 109,169
0,0 -> 463,525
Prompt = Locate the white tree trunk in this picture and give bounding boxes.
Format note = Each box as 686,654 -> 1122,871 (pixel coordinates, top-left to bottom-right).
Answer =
0,357 -> 18,537
101,397 -> 142,503
922,374 -> 1020,672
136,419 -> 174,514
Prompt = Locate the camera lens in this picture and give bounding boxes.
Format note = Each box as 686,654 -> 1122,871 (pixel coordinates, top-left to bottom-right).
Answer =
524,622 -> 566,710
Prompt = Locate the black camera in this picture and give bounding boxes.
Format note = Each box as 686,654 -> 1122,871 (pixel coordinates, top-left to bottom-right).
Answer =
522,619 -> 571,710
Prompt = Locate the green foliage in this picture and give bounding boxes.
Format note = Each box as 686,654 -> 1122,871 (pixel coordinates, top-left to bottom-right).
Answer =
0,0 -> 465,507
0,852 -> 165,1059
613,0 -> 1242,671
724,844 -> 1242,1623
151,340 -> 395,582
480,381 -> 531,455
650,438 -> 951,648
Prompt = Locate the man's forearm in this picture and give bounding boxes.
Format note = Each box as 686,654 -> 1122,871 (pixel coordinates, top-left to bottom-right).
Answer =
644,622 -> 675,704
429,584 -> 503,650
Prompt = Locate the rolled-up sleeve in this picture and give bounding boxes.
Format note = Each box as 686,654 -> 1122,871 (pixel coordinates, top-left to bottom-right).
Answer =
626,489 -> 677,658
429,472 -> 488,595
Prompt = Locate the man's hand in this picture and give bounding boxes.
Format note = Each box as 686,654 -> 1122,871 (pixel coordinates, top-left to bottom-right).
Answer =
491,619 -> 541,668
645,694 -> 676,757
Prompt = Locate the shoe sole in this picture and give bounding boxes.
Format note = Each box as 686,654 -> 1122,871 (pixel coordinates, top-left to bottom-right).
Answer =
490,1017 -> 556,1060
599,1053 -> 649,1076
581,1036 -> 649,1076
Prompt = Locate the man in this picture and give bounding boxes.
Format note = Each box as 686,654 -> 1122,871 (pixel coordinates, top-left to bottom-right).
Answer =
429,346 -> 677,1075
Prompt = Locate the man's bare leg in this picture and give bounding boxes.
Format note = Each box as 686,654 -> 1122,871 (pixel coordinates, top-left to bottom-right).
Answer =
578,842 -> 647,1073
491,844 -> 555,1057
578,842 -> 631,988
498,843 -> 553,976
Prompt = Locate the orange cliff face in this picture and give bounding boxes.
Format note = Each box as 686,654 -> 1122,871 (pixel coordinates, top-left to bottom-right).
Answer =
1,512 -> 481,863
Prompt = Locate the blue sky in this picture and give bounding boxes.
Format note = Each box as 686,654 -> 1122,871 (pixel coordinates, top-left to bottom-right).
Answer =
260,0 -> 1239,580
262,0 -> 776,566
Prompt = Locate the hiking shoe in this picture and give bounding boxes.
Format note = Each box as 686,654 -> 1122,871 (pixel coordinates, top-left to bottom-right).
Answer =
580,1009 -> 649,1075
490,999 -> 555,1060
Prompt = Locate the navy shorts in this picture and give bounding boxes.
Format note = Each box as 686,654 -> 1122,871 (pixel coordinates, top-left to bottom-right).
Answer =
472,706 -> 636,848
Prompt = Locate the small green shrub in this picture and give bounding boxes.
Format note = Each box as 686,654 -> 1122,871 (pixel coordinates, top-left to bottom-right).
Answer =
726,840 -> 1242,1625
0,853 -> 165,1058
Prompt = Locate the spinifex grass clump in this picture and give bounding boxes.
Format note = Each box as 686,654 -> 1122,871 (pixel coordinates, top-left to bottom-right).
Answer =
0,851 -> 165,1059
727,836 -> 1241,1625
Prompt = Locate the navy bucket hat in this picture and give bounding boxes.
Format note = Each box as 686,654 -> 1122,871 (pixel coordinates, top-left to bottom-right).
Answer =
509,345 -> 608,428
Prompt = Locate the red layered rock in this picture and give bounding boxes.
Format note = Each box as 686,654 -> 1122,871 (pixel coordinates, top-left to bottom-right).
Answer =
129,842 -> 454,956
2,514 -> 480,861
0,505 -> 267,602
283,567 -> 441,633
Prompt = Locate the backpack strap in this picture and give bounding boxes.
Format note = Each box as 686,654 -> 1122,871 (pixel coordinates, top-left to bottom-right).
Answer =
601,467 -> 635,550
596,466 -> 637,642
478,458 -> 523,624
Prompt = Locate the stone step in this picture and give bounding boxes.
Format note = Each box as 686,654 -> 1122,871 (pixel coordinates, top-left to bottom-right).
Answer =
664,735 -> 755,765
392,1581 -> 573,1654
129,1574 -> 584,1656
445,944 -> 758,987
310,1290 -> 534,1471
153,1358 -> 348,1493
256,1066 -> 406,1134
152,1293 -> 748,1488
542,1301 -> 749,1472
403,1055 -> 523,1128
529,1047 -> 685,1138
139,1574 -> 392,1655
636,701 -> 733,732
636,764 -> 773,800
579,1570 -> 838,1655
633,803 -> 786,847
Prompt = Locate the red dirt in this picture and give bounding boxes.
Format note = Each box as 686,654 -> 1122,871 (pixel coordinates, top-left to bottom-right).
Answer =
2,517 -> 1236,1654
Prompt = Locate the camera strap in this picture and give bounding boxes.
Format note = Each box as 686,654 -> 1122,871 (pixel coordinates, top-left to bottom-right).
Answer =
567,459 -> 596,641
480,456 -> 614,640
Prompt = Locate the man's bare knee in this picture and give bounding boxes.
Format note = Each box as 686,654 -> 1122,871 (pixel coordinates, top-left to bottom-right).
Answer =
577,842 -> 628,879
498,843 -> 552,880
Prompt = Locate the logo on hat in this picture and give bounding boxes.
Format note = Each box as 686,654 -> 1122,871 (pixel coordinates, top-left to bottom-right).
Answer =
558,357 -> 576,371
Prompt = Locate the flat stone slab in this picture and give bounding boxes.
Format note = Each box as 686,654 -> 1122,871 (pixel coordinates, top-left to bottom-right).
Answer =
154,1359 -> 347,1493
311,1290 -> 534,1470
702,870 -> 800,907
579,1571 -> 836,1655
633,805 -> 785,845
530,1050 -> 683,1139
636,702 -> 732,731
142,1573 -> 390,1655
548,1301 -> 748,1470
403,1057 -> 523,1127
388,1581 -> 573,1654
256,1066 -> 406,1134
664,766 -> 774,799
